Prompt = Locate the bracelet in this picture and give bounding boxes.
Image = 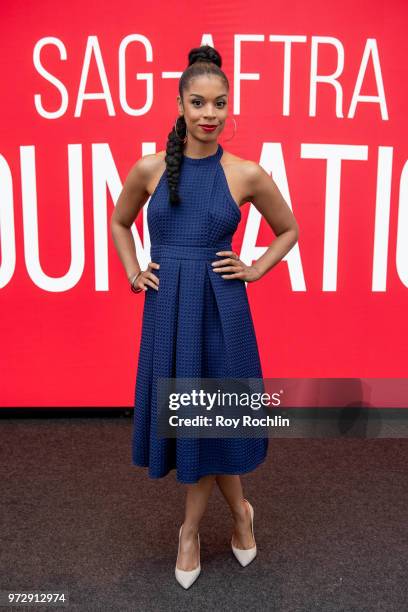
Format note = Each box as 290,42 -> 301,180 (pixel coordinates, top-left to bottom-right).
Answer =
129,271 -> 141,284
129,271 -> 143,293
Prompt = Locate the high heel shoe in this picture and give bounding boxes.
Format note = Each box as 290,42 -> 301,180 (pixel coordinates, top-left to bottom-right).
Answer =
175,523 -> 201,589
231,498 -> 257,567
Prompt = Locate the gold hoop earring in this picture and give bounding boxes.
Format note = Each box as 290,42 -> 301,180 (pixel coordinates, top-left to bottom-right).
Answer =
220,116 -> 237,142
174,116 -> 188,143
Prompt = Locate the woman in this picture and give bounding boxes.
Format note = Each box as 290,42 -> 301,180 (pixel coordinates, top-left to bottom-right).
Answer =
110,45 -> 298,589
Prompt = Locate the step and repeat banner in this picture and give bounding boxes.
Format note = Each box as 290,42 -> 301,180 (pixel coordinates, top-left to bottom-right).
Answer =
1,1 -> 407,407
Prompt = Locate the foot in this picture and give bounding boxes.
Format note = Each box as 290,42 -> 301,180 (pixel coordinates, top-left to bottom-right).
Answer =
231,499 -> 255,549
176,524 -> 200,571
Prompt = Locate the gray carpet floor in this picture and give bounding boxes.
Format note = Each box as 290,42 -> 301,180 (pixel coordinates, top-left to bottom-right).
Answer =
0,416 -> 406,612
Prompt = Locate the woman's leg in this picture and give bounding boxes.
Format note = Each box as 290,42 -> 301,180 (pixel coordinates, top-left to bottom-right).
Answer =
177,474 -> 216,570
215,475 -> 255,549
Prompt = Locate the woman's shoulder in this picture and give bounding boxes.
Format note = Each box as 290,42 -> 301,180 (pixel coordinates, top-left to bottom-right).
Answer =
139,149 -> 166,170
138,150 -> 167,196
221,148 -> 262,205
221,148 -> 260,178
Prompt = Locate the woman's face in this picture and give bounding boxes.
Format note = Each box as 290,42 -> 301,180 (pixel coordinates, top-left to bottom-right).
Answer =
178,75 -> 229,142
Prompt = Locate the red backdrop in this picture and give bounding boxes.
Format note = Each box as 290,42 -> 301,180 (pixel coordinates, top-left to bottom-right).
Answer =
1,0 -> 407,407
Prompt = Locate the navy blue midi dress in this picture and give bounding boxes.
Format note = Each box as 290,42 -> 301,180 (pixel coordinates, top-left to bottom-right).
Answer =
132,143 -> 268,484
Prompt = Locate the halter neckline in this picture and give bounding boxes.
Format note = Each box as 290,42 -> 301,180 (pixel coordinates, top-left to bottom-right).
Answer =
182,143 -> 223,165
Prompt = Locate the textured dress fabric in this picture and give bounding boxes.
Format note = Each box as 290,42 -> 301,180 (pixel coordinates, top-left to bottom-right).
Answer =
132,143 -> 268,484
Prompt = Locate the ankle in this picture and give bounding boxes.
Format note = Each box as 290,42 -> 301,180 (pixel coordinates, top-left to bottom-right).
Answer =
231,498 -> 248,520
181,523 -> 199,537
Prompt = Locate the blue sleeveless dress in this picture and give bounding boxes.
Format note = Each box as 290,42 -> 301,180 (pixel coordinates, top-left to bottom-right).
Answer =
132,143 -> 268,484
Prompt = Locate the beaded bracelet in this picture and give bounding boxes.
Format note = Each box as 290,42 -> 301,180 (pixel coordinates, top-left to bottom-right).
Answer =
129,271 -> 143,293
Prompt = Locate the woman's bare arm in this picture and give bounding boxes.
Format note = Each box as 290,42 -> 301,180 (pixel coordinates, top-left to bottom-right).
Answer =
244,162 -> 299,278
110,157 -> 160,290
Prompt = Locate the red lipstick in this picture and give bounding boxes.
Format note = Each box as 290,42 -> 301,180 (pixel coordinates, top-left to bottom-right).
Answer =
199,125 -> 217,132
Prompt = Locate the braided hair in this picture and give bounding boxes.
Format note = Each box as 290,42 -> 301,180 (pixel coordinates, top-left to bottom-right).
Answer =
165,45 -> 229,205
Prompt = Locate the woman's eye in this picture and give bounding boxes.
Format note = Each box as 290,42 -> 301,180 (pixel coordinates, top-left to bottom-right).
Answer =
192,100 -> 226,107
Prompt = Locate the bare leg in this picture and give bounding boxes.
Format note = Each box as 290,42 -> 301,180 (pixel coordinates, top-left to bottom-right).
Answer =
177,474 -> 216,570
215,475 -> 255,549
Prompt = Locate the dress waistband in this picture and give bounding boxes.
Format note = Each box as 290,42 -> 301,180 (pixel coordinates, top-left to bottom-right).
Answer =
150,243 -> 232,261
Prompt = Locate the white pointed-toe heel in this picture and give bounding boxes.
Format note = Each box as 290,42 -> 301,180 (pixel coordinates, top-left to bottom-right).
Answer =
231,498 -> 257,567
175,524 -> 201,589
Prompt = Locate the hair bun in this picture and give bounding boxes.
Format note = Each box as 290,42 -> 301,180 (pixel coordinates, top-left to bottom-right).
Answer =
188,45 -> 222,68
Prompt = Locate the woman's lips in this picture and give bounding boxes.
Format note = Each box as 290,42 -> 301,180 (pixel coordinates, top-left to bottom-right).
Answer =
199,125 -> 217,132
